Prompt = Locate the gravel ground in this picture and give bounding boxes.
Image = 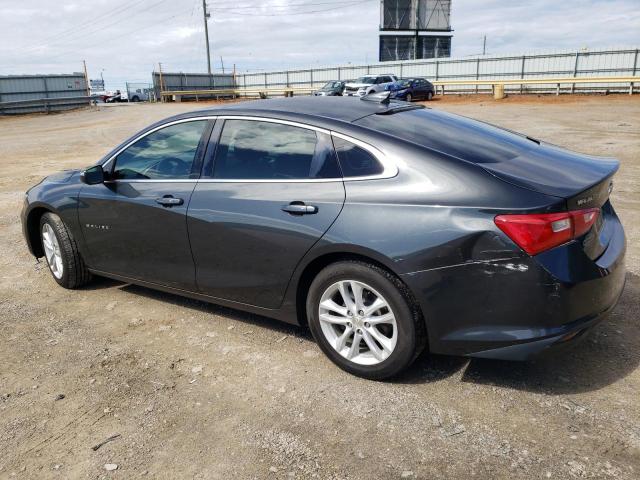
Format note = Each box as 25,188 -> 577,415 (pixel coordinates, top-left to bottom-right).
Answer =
0,95 -> 639,479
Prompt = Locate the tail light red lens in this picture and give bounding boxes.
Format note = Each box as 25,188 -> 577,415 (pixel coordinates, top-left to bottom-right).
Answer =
495,208 -> 599,255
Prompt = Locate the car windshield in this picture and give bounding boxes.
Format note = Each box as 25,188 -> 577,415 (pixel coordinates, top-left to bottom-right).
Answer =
322,81 -> 341,89
355,76 -> 376,84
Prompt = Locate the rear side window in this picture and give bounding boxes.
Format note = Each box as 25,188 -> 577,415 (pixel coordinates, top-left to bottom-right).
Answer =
332,137 -> 384,178
112,120 -> 207,180
213,120 -> 340,180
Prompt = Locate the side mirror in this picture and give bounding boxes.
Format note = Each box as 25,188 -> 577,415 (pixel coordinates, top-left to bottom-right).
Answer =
80,165 -> 105,185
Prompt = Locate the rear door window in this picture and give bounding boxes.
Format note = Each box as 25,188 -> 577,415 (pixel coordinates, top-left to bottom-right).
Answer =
332,137 -> 384,178
213,120 -> 341,180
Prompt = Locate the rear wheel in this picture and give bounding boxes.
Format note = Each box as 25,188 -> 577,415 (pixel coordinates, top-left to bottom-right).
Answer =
40,213 -> 91,289
307,261 -> 426,380
426,91 -> 433,101
131,95 -> 140,102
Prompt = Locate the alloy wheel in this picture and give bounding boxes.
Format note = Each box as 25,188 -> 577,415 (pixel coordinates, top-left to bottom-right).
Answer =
42,223 -> 63,279
318,280 -> 398,365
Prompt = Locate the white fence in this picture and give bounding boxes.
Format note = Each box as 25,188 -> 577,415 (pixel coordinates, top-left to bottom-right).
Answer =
236,47 -> 639,94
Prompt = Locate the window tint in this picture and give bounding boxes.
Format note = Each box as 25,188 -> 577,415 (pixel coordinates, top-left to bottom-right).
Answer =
332,137 -> 384,177
113,121 -> 206,179
213,120 -> 340,180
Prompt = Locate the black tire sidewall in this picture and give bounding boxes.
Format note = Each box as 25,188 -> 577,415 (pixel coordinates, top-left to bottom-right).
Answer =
307,262 -> 419,380
406,93 -> 412,102
39,213 -> 72,288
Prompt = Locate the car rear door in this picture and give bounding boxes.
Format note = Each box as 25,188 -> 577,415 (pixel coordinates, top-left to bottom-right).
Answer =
78,118 -> 213,290
413,79 -> 426,99
188,117 -> 345,309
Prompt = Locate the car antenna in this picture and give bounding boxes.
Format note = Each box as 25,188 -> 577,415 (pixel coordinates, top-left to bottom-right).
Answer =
360,91 -> 391,104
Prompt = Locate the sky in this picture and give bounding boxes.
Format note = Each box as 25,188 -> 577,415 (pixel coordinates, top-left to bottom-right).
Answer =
1,0 -> 639,89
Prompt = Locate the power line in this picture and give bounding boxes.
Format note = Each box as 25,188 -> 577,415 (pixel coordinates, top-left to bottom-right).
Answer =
209,0 -> 364,9
14,0 -> 175,57
217,0 -> 375,16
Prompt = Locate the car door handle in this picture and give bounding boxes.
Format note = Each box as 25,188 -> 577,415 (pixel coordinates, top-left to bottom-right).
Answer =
281,202 -> 318,215
155,196 -> 184,207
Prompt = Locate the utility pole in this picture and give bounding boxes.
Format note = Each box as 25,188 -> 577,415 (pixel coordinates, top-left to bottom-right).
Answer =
158,62 -> 165,102
82,60 -> 90,97
220,56 -> 225,74
202,0 -> 212,75
482,35 -> 487,55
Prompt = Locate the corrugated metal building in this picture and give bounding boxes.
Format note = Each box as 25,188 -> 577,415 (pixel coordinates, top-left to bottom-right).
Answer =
0,73 -> 89,114
379,0 -> 452,61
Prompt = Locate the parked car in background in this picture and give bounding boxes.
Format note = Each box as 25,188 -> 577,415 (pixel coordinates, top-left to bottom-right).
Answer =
314,81 -> 345,96
386,78 -> 435,102
343,74 -> 397,97
21,96 -> 625,380
129,87 -> 151,102
104,90 -> 128,103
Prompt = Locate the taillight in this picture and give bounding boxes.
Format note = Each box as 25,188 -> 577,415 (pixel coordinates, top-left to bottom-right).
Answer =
495,208 -> 599,255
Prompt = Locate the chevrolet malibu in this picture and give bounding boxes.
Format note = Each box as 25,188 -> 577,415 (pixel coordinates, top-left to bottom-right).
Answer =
21,96 -> 626,379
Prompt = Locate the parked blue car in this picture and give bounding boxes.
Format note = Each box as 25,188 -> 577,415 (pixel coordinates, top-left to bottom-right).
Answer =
386,78 -> 434,102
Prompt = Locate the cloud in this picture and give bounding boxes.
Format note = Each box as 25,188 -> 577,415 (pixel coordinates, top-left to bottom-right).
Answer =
0,0 -> 638,89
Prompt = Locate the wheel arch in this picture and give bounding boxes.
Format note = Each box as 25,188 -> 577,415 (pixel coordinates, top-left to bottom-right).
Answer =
25,205 -> 56,257
294,249 -> 425,334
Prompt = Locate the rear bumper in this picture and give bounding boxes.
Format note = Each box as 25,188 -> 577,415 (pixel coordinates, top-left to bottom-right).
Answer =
401,211 -> 626,360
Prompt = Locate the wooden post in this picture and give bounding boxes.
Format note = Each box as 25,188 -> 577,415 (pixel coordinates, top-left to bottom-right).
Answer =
158,63 -> 165,103
82,60 -> 90,100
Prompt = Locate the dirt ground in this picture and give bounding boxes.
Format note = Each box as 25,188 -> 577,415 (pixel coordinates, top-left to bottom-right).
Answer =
1,95 -> 639,479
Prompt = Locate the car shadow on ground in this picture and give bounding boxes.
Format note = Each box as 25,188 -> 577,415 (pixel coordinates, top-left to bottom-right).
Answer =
84,276 -> 311,339
83,273 -> 639,394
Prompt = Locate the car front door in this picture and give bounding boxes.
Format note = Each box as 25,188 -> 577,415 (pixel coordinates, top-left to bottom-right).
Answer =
78,118 -> 212,289
188,118 -> 346,309
412,80 -> 425,99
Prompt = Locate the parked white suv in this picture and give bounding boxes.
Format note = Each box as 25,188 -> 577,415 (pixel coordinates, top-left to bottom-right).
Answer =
343,74 -> 398,97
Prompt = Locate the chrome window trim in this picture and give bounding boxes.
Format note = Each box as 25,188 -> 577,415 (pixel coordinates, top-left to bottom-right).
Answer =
101,114 -> 398,184
101,116 -> 217,172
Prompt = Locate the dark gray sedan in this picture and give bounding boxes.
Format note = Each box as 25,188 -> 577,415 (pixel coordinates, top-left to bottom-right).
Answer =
313,81 -> 345,96
21,96 -> 626,379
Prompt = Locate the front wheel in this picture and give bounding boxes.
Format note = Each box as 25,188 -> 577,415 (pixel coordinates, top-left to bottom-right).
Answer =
405,93 -> 412,102
40,213 -> 92,289
307,261 -> 426,380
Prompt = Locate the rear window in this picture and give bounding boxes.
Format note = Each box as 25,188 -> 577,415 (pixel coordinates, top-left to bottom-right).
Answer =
354,108 -> 537,164
333,137 -> 384,177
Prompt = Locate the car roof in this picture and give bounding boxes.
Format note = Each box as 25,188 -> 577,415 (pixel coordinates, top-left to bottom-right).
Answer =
190,96 -> 417,124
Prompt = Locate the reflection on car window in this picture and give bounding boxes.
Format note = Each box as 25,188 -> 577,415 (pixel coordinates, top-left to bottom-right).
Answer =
113,121 -> 207,180
332,137 -> 384,177
213,120 -> 341,180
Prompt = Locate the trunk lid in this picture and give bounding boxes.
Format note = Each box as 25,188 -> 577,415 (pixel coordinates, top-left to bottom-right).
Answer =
479,142 -> 618,202
480,143 -> 618,260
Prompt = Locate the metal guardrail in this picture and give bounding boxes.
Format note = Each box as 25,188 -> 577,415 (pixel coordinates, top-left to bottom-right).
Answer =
432,76 -> 639,95
0,95 -> 91,114
160,76 -> 639,100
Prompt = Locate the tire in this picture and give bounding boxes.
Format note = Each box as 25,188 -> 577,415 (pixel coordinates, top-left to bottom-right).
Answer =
131,96 -> 140,102
405,93 -> 412,102
306,261 -> 426,380
39,212 -> 92,289
426,91 -> 433,101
